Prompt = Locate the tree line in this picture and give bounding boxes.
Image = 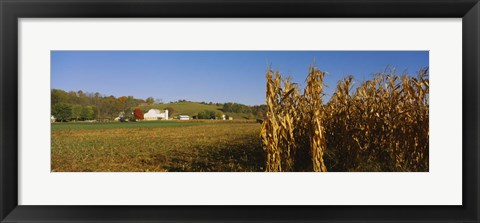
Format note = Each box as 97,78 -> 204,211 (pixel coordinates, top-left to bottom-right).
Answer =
51,89 -> 152,122
51,89 -> 268,122
222,103 -> 267,118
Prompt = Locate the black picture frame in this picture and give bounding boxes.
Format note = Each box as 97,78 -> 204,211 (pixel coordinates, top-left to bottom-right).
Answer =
1,0 -> 479,222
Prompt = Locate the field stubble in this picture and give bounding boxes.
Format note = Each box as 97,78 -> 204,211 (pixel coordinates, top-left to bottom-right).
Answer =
51,122 -> 264,172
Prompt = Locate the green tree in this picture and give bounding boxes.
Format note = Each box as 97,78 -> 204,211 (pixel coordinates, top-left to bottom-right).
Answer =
124,107 -> 133,120
197,111 -> 206,119
198,110 -> 219,119
71,104 -> 82,121
127,96 -> 135,108
52,102 -> 72,122
51,89 -> 68,107
222,102 -> 250,113
215,111 -> 223,120
146,97 -> 155,105
80,106 -> 95,120
91,105 -> 98,119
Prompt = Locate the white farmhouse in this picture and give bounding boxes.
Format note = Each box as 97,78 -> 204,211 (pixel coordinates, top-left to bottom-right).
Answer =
178,115 -> 190,120
50,115 -> 56,123
144,109 -> 169,121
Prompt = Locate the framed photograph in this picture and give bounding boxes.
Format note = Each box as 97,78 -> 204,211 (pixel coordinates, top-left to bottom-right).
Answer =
1,0 -> 478,222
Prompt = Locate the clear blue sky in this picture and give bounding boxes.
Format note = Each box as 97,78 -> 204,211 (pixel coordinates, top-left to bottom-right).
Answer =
51,51 -> 428,106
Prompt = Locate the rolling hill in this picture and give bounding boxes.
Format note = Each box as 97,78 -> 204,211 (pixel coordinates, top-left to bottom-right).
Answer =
137,101 -> 257,120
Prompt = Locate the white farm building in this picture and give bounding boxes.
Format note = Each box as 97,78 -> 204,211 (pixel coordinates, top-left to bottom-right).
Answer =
144,109 -> 169,121
178,115 -> 190,120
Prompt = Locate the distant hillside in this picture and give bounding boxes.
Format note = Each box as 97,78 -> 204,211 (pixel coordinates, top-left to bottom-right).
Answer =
138,101 -> 258,120
50,88 -> 265,121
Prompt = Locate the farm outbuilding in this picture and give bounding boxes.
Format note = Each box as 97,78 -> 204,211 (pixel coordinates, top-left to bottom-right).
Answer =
144,109 -> 169,120
178,115 -> 190,120
222,114 -> 233,120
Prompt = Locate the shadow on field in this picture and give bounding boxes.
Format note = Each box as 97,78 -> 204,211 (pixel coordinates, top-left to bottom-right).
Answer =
151,137 -> 265,172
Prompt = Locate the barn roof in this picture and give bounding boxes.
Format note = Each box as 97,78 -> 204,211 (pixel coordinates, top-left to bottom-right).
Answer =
147,109 -> 161,114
